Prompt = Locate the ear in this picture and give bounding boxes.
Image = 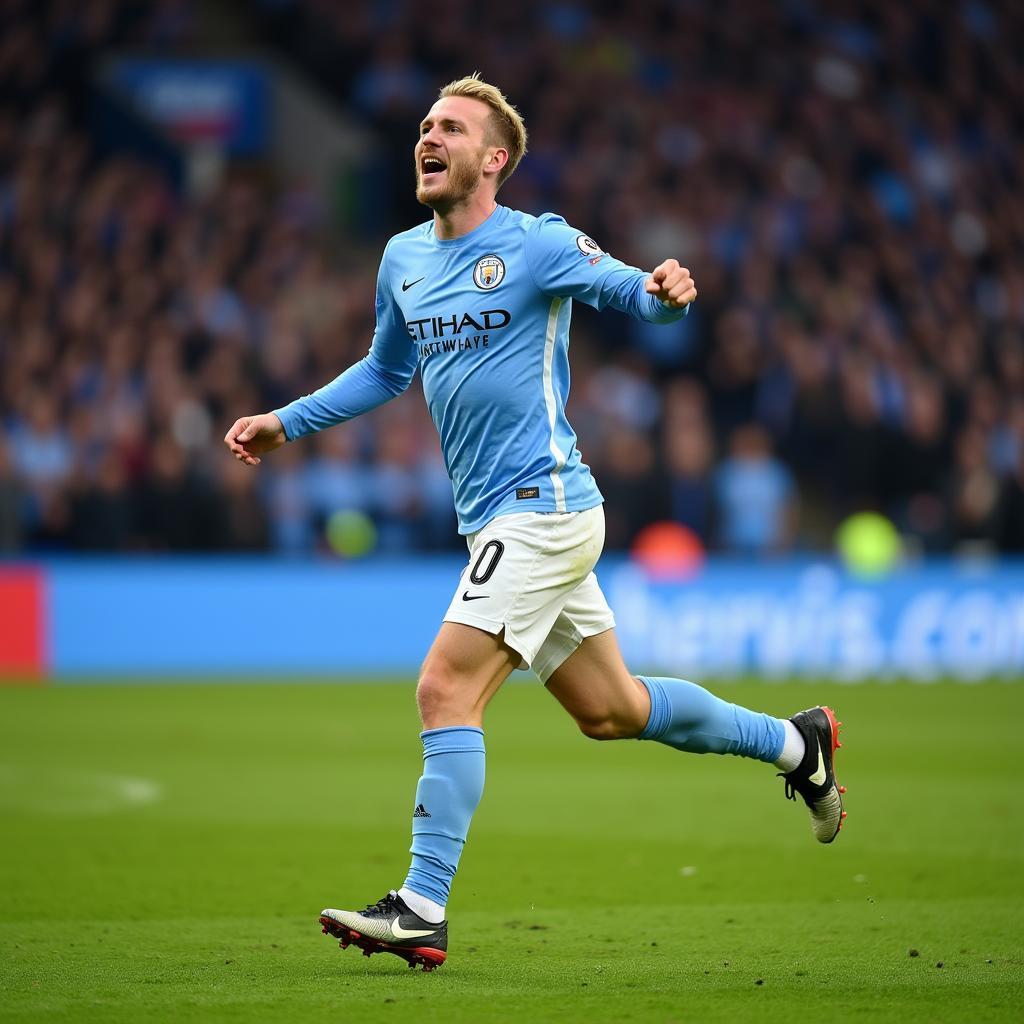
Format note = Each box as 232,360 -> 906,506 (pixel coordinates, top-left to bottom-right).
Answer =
483,147 -> 509,179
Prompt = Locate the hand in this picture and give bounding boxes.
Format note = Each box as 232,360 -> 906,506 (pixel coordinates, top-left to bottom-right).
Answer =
644,259 -> 697,308
223,413 -> 287,466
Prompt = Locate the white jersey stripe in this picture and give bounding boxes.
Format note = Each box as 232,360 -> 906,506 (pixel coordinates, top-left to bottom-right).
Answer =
542,297 -> 567,511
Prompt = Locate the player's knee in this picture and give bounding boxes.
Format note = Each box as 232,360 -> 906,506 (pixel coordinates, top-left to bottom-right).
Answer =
416,669 -> 454,721
575,711 -> 643,741
416,656 -> 470,722
577,717 -> 622,741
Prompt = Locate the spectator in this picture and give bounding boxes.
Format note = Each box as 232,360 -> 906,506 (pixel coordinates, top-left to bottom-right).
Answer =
0,437 -> 25,553
714,424 -> 796,556
662,378 -> 715,543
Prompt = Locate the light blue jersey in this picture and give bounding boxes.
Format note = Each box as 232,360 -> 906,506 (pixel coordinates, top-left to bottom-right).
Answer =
274,205 -> 688,534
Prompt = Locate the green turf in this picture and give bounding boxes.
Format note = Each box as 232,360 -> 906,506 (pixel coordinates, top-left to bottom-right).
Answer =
1,679 -> 1022,1023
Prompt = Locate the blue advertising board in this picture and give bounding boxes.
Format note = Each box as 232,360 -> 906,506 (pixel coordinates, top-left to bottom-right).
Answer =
16,556 -> 1021,681
606,560 -> 1024,682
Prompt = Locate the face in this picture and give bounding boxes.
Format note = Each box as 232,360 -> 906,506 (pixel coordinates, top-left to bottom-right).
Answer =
415,96 -> 498,212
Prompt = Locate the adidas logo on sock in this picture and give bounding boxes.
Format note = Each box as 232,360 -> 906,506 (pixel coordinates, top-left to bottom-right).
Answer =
413,803 -> 431,818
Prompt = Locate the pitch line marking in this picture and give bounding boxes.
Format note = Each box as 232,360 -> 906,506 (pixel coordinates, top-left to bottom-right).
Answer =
0,765 -> 163,816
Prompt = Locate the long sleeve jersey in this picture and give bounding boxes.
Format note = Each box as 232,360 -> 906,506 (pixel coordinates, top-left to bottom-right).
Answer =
274,205 -> 688,534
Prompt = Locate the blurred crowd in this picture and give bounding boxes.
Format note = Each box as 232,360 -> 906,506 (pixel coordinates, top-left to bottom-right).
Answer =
2,0 -> 1023,556
0,0 -> 455,554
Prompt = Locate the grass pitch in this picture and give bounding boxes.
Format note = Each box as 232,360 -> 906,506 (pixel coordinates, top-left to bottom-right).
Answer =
1,678 -> 1022,1023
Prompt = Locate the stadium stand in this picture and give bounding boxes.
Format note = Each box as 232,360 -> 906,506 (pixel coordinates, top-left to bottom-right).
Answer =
2,0 -> 1022,554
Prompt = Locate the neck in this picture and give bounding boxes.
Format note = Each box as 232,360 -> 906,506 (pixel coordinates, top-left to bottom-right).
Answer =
432,191 -> 498,240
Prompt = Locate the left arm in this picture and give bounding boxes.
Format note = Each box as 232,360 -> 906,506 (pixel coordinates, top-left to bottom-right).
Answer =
525,214 -> 696,322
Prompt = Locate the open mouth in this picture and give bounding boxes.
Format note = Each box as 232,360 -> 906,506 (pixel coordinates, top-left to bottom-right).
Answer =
420,155 -> 447,179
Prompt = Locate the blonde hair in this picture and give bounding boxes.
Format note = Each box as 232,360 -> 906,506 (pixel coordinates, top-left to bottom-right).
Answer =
439,73 -> 528,188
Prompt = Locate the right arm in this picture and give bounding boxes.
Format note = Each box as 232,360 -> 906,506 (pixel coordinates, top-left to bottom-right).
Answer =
272,349 -> 415,440
224,244 -> 417,466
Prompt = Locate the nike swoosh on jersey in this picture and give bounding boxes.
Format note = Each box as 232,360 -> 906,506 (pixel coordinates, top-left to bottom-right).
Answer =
402,277 -> 425,291
391,923 -> 438,940
462,591 -> 489,601
809,745 -> 828,786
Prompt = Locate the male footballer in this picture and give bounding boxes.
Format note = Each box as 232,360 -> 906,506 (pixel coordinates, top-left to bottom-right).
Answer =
225,74 -> 845,972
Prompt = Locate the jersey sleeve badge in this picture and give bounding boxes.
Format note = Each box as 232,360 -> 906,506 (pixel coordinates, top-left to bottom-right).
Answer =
575,234 -> 604,257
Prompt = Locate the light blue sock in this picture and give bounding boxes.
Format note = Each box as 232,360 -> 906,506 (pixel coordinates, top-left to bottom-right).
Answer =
403,726 -> 485,908
637,675 -> 784,763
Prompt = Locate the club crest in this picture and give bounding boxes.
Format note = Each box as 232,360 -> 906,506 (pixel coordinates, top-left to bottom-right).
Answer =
473,254 -> 506,290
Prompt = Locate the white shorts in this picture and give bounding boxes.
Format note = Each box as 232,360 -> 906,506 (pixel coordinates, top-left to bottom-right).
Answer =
443,505 -> 616,682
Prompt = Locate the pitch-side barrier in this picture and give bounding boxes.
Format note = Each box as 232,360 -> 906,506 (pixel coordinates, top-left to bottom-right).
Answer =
1,557 -> 1022,681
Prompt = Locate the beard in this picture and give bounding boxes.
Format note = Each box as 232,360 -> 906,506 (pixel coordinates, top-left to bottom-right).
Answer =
415,151 -> 483,213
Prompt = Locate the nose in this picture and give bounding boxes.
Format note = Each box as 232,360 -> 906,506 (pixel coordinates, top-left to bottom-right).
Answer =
420,124 -> 444,148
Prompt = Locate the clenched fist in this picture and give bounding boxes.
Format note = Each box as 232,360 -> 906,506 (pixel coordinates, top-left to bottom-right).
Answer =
223,413 -> 287,466
644,259 -> 697,309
